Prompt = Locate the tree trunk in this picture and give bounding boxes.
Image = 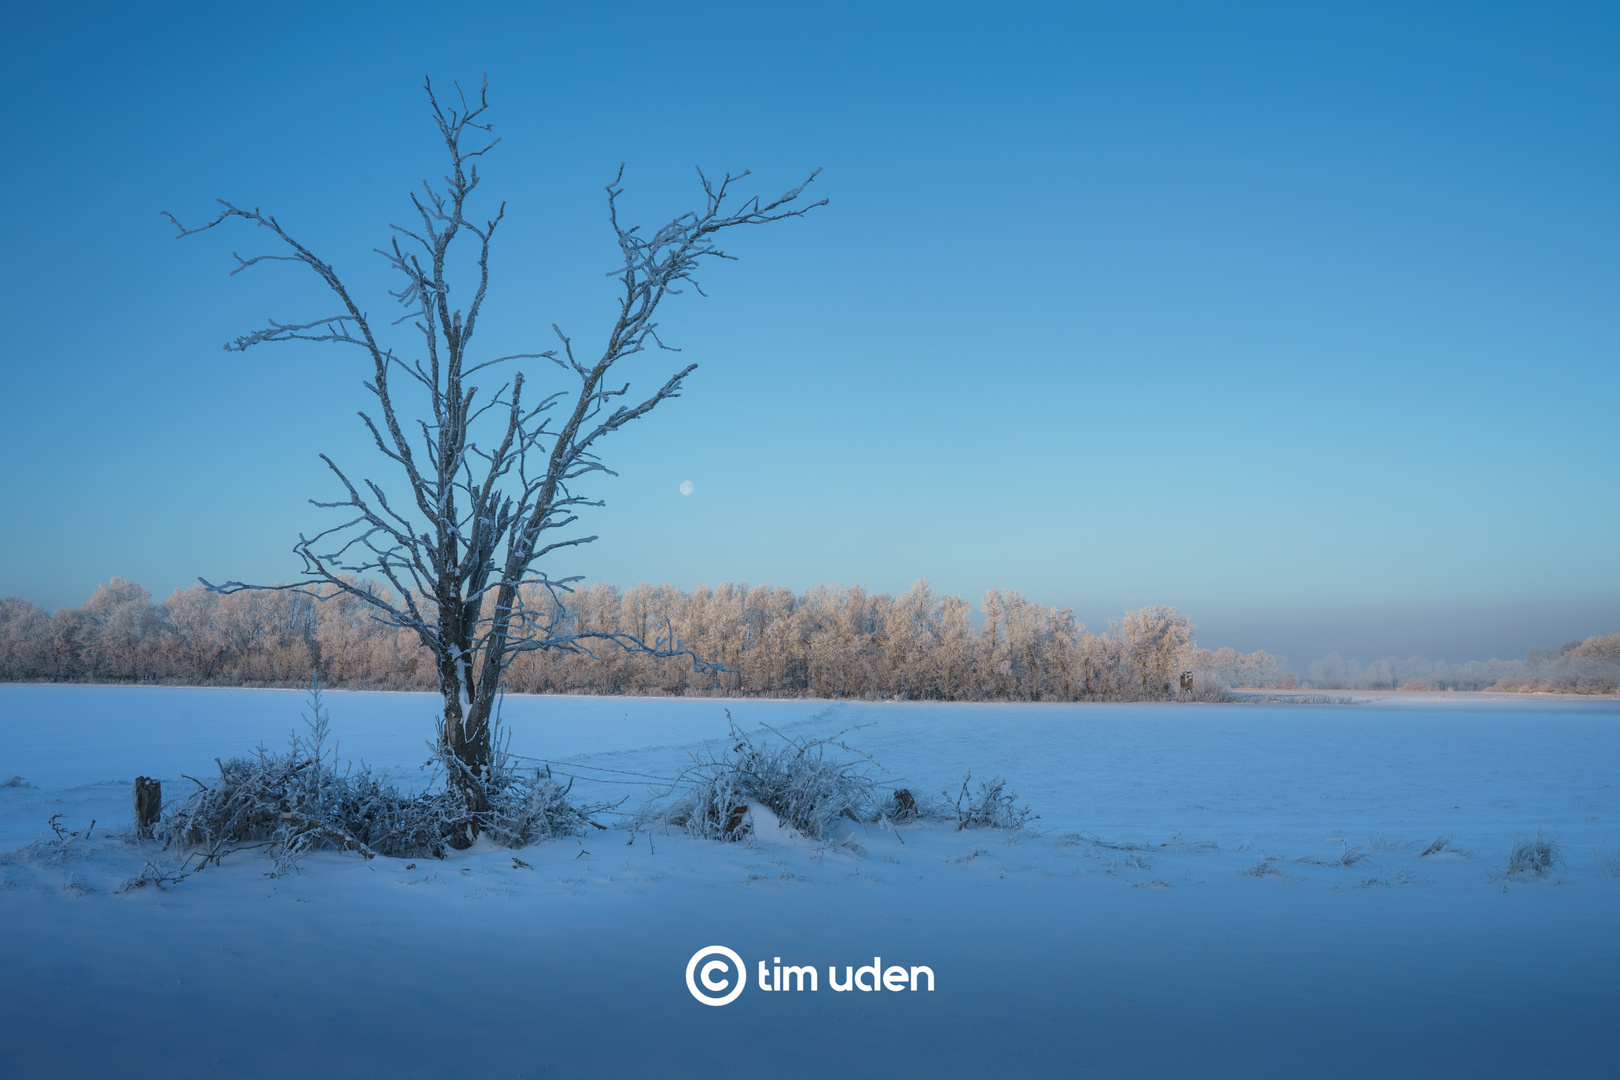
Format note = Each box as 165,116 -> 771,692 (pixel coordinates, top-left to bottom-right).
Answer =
438,652 -> 490,838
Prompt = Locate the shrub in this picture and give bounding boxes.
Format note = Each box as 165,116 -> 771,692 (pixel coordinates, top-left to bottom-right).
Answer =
1506,830 -> 1564,877
654,714 -> 881,842
160,681 -> 605,868
489,766 -> 609,846
651,714 -> 1038,842
950,771 -> 1034,831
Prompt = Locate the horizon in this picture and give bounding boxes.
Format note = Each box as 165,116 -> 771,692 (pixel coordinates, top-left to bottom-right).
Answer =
1,2 -> 1615,667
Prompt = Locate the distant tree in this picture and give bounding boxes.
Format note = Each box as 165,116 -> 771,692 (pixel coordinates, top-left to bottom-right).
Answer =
0,597 -> 53,680
82,578 -> 166,681
169,77 -> 823,836
1113,605 -> 1194,699
164,586 -> 226,681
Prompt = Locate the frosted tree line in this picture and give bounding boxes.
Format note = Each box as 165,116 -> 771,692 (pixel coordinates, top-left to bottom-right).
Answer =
6,576 -> 1611,696
507,582 -> 1267,699
0,579 -> 420,688
1303,638 -> 1620,694
0,577 -> 1287,700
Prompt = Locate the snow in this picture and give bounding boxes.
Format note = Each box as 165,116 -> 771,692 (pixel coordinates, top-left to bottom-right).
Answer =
2,685 -> 1617,1077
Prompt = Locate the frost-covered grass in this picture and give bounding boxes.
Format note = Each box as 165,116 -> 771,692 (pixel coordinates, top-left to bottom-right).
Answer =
651,716 -> 882,842
1506,830 -> 1564,877
1420,834 -> 1456,857
162,684 -> 606,867
1229,691 -> 1360,704
646,713 -> 1031,843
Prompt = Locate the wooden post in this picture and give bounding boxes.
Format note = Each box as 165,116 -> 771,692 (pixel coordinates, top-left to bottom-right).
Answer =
134,777 -> 161,837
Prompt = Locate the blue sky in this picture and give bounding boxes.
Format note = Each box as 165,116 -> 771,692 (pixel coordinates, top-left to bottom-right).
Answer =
0,1 -> 1615,663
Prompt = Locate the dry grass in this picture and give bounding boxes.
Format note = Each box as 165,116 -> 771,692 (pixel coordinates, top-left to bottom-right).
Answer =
161,682 -> 606,869
1506,830 -> 1564,877
1420,835 -> 1457,858
651,714 -> 882,842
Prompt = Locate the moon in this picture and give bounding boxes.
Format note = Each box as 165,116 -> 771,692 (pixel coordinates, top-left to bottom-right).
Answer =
679,480 -> 694,496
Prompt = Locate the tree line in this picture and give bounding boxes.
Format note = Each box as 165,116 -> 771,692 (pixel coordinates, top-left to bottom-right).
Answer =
0,577 -> 1289,701
1303,637 -> 1620,694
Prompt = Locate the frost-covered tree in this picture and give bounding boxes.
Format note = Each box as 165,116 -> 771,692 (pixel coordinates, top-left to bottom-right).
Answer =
0,598 -> 53,681
163,586 -> 227,681
1188,645 -> 1287,689
1112,605 -> 1195,699
82,578 -> 167,681
168,77 -> 822,831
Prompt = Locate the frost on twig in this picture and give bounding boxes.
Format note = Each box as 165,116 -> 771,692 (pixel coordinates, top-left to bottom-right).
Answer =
950,771 -> 1035,831
19,814 -> 100,868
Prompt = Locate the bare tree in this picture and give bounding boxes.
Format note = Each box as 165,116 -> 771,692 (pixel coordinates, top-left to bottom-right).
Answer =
167,77 -> 823,834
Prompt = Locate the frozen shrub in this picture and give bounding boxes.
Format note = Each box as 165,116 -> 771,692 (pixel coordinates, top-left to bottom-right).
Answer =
1506,830 -> 1564,877
951,771 -> 1034,831
20,814 -> 100,868
115,860 -> 194,894
654,714 -> 880,842
160,681 -> 604,867
485,766 -> 608,846
651,716 -> 1040,842
2,775 -> 31,788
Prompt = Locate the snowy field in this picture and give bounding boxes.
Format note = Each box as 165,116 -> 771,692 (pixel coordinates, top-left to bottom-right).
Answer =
2,686 -> 1616,1078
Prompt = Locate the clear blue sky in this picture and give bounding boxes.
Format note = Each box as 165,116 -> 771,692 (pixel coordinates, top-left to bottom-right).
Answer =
1,1 -> 1615,664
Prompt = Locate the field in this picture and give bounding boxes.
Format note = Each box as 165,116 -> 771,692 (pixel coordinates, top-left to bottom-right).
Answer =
2,686 -> 1616,1078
